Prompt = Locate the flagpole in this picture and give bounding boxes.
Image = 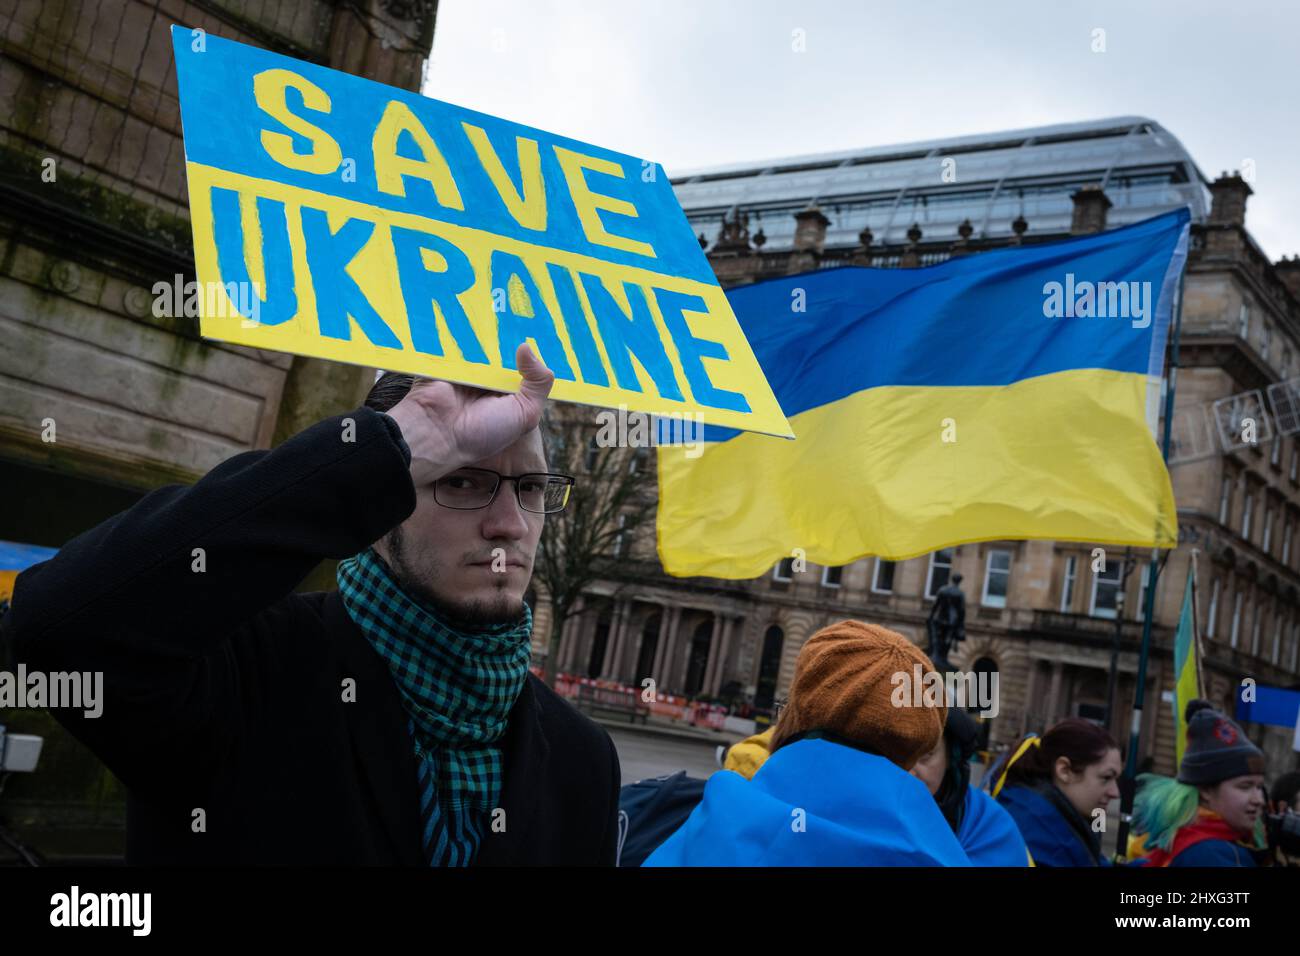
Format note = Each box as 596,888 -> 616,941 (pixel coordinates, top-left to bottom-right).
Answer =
1115,256 -> 1187,859
1190,547 -> 1206,697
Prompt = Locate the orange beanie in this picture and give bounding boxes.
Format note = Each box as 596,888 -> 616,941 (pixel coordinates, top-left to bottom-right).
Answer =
770,619 -> 946,770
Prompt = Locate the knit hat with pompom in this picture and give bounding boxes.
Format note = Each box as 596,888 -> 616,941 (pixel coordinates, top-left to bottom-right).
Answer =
1177,698 -> 1265,786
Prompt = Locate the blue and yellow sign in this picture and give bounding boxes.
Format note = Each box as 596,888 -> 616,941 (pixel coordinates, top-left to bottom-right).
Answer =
171,28 -> 790,438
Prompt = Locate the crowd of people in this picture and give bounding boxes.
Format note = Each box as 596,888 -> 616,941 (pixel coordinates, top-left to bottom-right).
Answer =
626,620 -> 1298,868
6,353 -> 1295,868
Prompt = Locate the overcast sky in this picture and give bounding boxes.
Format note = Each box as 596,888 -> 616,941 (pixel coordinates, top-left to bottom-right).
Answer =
425,0 -> 1298,261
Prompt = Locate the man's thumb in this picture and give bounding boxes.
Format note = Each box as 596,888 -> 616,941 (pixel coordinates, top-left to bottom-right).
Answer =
515,342 -> 555,405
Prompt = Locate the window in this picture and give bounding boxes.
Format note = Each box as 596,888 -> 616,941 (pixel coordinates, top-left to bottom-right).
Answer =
1263,502 -> 1275,552
1272,435 -> 1283,467
1291,447 -> 1298,482
821,565 -> 843,588
613,513 -> 628,558
1238,302 -> 1251,339
926,549 -> 954,598
1230,589 -> 1243,648
1291,621 -> 1299,672
584,436 -> 600,472
1061,555 -> 1078,612
773,557 -> 794,582
1260,323 -> 1272,362
1242,487 -> 1254,539
1272,614 -> 1283,664
1218,476 -> 1233,524
873,559 -> 896,593
1285,515 -> 1293,564
1251,603 -> 1263,656
1090,559 -> 1124,620
982,550 -> 1012,608
1206,577 -> 1220,639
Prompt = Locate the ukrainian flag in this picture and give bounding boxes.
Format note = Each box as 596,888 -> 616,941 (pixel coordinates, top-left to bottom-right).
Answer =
656,209 -> 1189,579
1172,564 -> 1201,766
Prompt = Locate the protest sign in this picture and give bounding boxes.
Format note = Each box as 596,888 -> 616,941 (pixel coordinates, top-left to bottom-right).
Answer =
171,27 -> 791,438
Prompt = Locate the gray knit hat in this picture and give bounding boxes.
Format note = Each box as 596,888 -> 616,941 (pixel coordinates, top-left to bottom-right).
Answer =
1176,699 -> 1265,786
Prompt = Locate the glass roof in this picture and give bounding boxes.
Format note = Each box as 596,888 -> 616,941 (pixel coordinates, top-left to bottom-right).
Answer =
670,117 -> 1211,252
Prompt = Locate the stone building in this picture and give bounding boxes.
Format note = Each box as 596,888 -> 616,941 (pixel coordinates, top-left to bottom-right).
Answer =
536,118 -> 1300,776
0,0 -> 438,856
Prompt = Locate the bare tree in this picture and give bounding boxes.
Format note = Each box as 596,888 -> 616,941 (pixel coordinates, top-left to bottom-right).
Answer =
534,406 -> 658,686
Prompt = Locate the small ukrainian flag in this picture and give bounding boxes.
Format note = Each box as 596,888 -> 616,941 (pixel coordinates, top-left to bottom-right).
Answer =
656,209 -> 1190,579
1172,564 -> 1201,766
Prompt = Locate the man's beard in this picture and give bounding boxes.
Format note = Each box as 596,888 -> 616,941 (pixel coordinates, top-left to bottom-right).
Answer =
381,525 -> 527,629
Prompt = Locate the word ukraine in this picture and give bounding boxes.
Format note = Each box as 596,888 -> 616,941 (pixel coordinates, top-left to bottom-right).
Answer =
171,29 -> 789,438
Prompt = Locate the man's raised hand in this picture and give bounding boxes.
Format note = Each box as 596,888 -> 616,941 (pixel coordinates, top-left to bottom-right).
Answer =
384,344 -> 556,486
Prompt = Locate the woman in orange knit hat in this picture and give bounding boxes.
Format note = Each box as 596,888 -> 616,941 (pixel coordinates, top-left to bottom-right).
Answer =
643,619 -> 969,866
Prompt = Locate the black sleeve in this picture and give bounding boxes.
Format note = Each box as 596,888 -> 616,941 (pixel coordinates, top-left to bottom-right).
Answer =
0,407 -> 415,791
601,734 -> 622,866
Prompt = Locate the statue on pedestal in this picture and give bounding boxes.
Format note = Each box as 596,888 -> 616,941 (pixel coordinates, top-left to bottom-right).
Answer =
926,573 -> 966,672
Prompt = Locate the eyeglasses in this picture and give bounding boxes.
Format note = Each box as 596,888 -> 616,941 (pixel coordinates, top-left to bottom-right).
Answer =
433,467 -> 574,514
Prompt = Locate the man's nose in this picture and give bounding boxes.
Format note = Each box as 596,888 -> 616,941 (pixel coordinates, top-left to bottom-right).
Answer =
481,483 -> 530,540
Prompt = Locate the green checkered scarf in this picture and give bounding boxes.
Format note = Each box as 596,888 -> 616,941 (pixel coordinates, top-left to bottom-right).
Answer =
336,548 -> 531,866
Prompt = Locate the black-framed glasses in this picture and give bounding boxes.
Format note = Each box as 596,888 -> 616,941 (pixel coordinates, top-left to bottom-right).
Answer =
433,467 -> 574,514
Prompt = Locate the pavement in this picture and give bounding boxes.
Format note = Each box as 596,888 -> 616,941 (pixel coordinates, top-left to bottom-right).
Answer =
604,724 -> 726,785
587,711 -> 751,745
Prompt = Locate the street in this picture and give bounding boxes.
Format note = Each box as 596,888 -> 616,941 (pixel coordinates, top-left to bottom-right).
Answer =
605,726 -> 726,785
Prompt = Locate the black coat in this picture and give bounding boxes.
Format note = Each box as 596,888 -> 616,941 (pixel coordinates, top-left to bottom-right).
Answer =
2,408 -> 620,865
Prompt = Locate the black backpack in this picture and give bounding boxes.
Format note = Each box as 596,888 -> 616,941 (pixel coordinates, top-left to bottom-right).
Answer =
616,771 -> 707,867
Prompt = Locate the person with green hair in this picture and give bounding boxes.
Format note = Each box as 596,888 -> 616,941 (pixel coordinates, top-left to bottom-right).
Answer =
1131,699 -> 1269,867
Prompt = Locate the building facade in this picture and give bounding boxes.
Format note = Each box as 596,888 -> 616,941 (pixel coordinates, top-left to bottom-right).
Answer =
0,0 -> 438,853
536,117 -> 1300,776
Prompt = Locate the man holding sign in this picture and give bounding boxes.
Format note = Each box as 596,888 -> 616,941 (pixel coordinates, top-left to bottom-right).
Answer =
3,25 -> 790,867
3,345 -> 622,865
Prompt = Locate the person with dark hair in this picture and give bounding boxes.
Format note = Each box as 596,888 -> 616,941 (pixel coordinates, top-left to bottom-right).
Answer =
987,717 -> 1121,866
911,708 -> 1028,865
1271,770 -> 1300,811
644,620 -> 969,866
1270,769 -> 1300,867
1131,700 -> 1269,867
2,345 -> 622,865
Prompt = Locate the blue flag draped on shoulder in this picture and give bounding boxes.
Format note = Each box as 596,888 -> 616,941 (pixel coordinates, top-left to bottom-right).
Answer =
656,208 -> 1190,579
